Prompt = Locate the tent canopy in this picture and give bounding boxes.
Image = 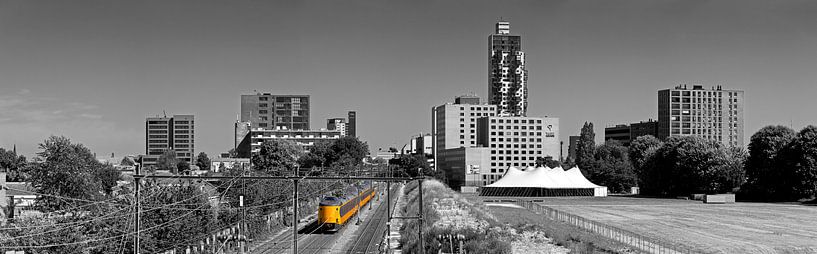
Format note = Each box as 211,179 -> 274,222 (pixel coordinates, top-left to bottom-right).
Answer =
480,166 -> 607,197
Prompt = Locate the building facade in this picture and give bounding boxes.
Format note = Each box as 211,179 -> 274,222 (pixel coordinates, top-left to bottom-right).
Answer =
412,134 -> 433,155
488,21 -> 528,117
604,124 -> 632,146
658,85 -> 744,147
235,120 -> 251,150
240,93 -> 310,130
431,96 -> 498,170
603,120 -> 660,147
144,114 -> 195,167
567,135 -> 580,163
437,147 -> 491,191
631,119 -> 659,140
327,118 -> 347,136
347,111 -> 357,137
235,128 -> 342,158
475,116 -> 560,184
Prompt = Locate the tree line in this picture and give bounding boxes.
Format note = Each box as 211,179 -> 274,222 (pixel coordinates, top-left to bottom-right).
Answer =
0,135 -> 374,253
571,122 -> 817,201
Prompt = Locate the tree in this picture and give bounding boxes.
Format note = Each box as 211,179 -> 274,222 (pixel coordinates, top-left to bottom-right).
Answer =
535,156 -> 562,168
1,147 -> 28,182
298,140 -> 336,168
643,136 -> 744,196
628,135 -> 664,187
743,125 -> 797,200
575,122 -> 595,169
28,136 -> 121,213
157,149 -> 178,173
120,156 -> 136,167
330,136 -> 369,167
177,160 -> 191,175
251,139 -> 304,174
779,125 -> 817,200
586,141 -> 636,193
195,152 -> 211,171
391,154 -> 432,178
138,181 -> 218,253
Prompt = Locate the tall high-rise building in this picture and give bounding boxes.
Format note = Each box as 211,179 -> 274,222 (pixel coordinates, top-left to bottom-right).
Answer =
240,93 -> 310,130
327,118 -> 347,136
347,111 -> 357,137
144,114 -> 195,167
658,85 -> 744,147
488,21 -> 528,117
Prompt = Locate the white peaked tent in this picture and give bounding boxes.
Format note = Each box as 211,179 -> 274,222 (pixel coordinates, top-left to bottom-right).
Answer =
479,166 -> 608,197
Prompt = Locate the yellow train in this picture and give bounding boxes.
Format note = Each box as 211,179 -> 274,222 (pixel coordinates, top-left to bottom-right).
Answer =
318,182 -> 376,232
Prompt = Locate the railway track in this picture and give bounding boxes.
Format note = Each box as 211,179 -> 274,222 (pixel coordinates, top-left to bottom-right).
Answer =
251,184 -> 400,254
345,185 -> 397,254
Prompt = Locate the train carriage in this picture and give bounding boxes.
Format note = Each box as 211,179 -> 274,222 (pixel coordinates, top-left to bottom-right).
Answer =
318,182 -> 376,232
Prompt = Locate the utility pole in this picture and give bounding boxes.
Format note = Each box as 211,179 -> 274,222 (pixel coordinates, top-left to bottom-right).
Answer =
240,165 -> 246,254
292,165 -> 299,254
418,168 -> 425,254
134,164 -> 141,254
386,175 -> 391,254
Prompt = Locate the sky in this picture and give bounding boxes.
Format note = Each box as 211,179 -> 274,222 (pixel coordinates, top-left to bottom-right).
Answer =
1,0 -> 816,159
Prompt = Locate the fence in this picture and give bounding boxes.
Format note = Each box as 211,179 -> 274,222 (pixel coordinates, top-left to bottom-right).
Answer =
518,201 -> 715,254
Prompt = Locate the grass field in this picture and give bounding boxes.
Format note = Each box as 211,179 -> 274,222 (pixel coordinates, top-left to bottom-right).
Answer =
477,196 -> 817,253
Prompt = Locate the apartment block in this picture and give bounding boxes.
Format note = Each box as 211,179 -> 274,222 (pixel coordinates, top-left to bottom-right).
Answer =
240,93 -> 310,130
658,85 -> 744,147
144,114 -> 195,167
488,21 -> 528,117
235,128 -> 342,158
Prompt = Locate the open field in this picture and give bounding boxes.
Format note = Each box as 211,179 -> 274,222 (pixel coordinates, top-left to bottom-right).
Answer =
473,195 -> 817,253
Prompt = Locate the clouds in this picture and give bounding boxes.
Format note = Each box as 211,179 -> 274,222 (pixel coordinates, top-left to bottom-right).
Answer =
0,92 -> 98,123
0,89 -> 140,157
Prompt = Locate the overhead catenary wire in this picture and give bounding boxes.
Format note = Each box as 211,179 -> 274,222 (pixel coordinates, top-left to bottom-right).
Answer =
0,173 -> 243,240
0,199 -> 210,249
1,173 -> 246,250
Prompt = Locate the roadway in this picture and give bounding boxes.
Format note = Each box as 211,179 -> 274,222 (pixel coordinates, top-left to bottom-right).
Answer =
250,183 -> 399,254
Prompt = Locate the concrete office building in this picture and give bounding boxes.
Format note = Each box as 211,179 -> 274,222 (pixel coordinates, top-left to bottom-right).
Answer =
631,119 -> 659,140
235,127 -> 342,158
488,21 -> 528,117
240,93 -> 310,130
431,96 -> 498,170
604,120 -> 660,146
475,116 -> 560,185
604,124 -> 631,146
658,85 -> 744,147
437,147 -> 491,191
327,118 -> 347,136
144,114 -> 195,167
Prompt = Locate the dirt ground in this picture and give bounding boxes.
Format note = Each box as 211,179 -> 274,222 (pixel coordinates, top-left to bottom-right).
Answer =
473,195 -> 817,253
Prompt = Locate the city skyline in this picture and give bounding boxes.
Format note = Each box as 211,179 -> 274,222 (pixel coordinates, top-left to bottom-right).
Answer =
1,0 -> 816,158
